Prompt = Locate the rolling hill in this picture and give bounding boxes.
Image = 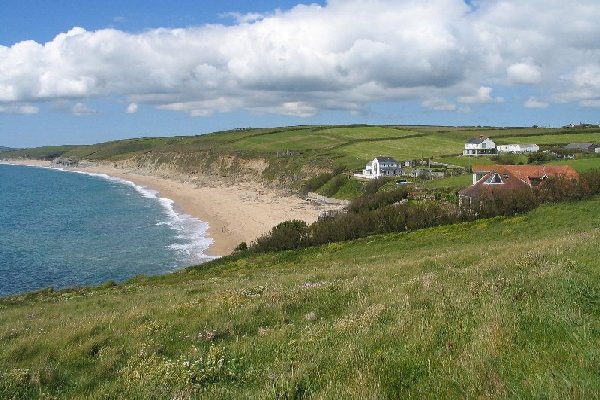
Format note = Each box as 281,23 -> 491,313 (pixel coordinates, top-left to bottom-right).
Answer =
3,125 -> 600,191
1,196 -> 599,398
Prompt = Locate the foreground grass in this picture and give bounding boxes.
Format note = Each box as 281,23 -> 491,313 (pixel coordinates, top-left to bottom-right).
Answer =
2,197 -> 600,398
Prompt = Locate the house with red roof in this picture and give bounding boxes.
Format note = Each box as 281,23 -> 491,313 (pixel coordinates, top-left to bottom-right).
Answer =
459,164 -> 579,207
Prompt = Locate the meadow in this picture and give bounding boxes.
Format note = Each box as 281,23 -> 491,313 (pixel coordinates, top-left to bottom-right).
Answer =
5,124 -> 598,202
1,196 -> 600,398
6,125 -> 598,173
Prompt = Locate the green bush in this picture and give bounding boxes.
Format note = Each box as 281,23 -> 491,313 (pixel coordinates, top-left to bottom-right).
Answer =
491,153 -> 521,165
252,220 -> 309,252
318,174 -> 348,197
348,188 -> 409,213
527,152 -> 557,164
476,188 -> 539,218
535,176 -> 587,203
581,169 -> 600,195
364,178 -> 391,195
300,173 -> 333,194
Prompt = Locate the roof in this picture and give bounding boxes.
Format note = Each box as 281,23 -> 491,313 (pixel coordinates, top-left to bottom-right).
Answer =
374,156 -> 398,163
565,142 -> 596,150
459,170 -> 531,199
466,137 -> 491,144
472,164 -> 579,186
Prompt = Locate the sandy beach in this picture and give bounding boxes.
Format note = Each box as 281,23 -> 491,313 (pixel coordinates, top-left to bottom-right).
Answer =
3,159 -> 339,257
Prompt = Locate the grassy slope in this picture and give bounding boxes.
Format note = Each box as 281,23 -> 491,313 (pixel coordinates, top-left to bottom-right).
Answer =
2,197 -> 600,398
5,125 -> 599,201
5,125 -> 598,171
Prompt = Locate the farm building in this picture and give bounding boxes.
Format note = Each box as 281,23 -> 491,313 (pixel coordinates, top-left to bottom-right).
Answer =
565,143 -> 598,153
463,136 -> 496,156
497,143 -> 539,153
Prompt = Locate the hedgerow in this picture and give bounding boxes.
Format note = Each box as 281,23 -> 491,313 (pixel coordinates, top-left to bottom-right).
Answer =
248,169 -> 600,254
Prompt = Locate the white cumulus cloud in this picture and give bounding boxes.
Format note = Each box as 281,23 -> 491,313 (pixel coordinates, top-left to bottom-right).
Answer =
422,98 -> 457,111
458,86 -> 498,104
0,0 -> 599,118
524,97 -> 549,108
126,103 -> 138,114
0,104 -> 39,114
507,63 -> 542,84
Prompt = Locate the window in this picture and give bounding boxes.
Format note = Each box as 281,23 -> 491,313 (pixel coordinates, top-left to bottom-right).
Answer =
484,173 -> 503,184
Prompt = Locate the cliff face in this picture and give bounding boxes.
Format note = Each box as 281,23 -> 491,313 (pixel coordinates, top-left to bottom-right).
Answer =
109,152 -> 273,186
96,151 -> 333,190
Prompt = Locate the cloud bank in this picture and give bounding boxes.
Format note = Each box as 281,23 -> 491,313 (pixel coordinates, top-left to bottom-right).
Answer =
0,0 -> 599,117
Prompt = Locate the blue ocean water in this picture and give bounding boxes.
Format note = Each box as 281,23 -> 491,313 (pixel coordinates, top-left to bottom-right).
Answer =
0,163 -> 214,296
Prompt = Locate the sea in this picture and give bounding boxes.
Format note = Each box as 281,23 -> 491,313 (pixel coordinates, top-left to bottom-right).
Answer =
0,163 -> 214,296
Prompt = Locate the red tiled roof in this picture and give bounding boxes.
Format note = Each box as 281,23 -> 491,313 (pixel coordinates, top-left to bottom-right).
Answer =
472,164 -> 579,185
459,170 -> 531,199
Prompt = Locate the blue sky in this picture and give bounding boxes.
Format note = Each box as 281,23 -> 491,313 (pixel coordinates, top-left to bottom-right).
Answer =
1,0 -> 599,147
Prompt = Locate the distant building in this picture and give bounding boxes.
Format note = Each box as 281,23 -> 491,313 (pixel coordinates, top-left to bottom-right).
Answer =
463,136 -> 496,156
497,143 -> 539,154
565,143 -> 598,153
359,156 -> 402,179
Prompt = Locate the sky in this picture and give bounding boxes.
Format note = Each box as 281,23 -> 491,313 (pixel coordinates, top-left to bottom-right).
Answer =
1,0 -> 600,147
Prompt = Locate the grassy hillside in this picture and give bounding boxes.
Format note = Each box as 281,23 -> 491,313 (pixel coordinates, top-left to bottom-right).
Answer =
4,125 -> 600,183
2,197 -> 600,398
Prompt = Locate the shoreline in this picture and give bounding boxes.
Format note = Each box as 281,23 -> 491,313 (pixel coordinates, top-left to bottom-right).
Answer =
2,159 -> 336,257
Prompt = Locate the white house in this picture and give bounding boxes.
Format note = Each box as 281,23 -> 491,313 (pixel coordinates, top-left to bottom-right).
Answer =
497,143 -> 539,153
463,137 -> 496,156
359,156 -> 402,179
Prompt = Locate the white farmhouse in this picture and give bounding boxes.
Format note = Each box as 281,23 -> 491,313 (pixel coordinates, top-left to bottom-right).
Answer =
463,136 -> 496,156
360,156 -> 402,179
497,143 -> 539,153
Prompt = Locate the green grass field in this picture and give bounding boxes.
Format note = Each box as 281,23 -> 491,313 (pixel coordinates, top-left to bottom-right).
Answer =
4,124 -> 599,198
550,157 -> 600,172
2,197 -> 600,398
422,174 -> 473,190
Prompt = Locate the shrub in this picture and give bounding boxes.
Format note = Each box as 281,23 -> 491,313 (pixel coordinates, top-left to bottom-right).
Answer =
300,173 -> 333,194
492,153 -> 521,165
252,220 -> 308,252
319,174 -> 348,197
528,152 -> 557,164
233,242 -> 248,253
581,169 -> 600,195
348,188 -> 409,213
535,176 -> 587,203
364,178 -> 391,195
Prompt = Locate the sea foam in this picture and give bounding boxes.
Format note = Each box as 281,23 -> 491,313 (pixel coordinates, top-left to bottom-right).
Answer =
69,169 -> 217,265
1,162 -> 216,265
